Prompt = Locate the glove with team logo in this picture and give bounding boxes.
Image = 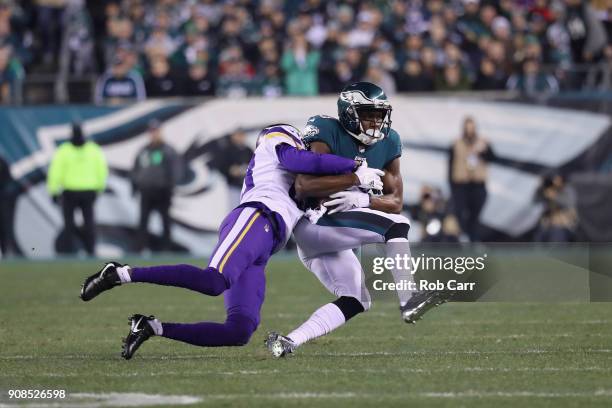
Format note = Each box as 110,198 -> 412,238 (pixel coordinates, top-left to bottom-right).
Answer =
324,190 -> 370,214
354,162 -> 384,191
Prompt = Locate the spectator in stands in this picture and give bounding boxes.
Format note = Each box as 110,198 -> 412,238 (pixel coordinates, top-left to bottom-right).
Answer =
317,22 -> 342,94
363,63 -> 396,95
436,63 -> 472,91
182,60 -> 215,97
131,119 -> 180,252
507,58 -> 559,96
47,122 -> 108,256
216,45 -> 255,97
104,14 -> 134,68
94,56 -> 146,105
60,0 -> 95,75
564,0 -> 608,64
145,56 -> 180,97
257,63 -> 283,97
534,173 -> 577,242
0,152 -> 16,256
449,116 -> 494,242
396,59 -> 435,92
8,0 -> 611,102
474,57 -> 508,90
209,128 -> 253,211
36,0 -> 66,67
281,34 -> 320,96
0,45 -> 23,104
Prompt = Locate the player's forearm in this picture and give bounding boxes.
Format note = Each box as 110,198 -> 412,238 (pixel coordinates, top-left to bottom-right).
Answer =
370,194 -> 403,214
276,144 -> 355,175
294,174 -> 358,200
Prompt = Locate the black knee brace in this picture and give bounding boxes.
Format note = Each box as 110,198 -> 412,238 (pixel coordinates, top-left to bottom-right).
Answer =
332,296 -> 365,321
384,222 -> 410,241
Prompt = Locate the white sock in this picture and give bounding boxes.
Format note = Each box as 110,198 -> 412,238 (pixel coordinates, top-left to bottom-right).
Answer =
148,318 -> 163,336
287,303 -> 346,347
387,238 -> 414,307
117,265 -> 132,283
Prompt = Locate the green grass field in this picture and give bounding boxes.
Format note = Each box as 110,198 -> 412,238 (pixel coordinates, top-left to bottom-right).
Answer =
1,257 -> 612,407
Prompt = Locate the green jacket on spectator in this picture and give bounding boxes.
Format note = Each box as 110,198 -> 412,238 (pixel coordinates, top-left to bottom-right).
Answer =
281,50 -> 320,96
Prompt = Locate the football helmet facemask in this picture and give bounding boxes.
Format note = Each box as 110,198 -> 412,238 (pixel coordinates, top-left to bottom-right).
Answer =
337,82 -> 392,146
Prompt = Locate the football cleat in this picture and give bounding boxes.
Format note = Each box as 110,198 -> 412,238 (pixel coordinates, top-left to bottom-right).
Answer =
265,332 -> 296,358
121,314 -> 155,360
80,262 -> 124,301
400,290 -> 454,324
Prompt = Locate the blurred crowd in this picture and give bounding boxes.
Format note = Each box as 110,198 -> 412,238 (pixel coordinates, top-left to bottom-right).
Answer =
0,0 -> 610,104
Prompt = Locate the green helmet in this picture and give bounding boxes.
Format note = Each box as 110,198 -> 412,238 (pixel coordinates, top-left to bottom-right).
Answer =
337,82 -> 393,145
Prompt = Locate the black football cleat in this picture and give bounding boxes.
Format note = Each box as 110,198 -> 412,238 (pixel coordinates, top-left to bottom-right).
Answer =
265,332 -> 296,358
400,290 -> 454,324
80,262 -> 124,301
121,314 -> 155,360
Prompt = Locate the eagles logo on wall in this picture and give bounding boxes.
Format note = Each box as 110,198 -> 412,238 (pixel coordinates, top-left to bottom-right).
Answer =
0,98 -> 610,258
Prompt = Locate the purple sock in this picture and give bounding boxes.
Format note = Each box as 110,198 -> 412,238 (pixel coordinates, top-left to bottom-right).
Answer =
130,264 -> 228,296
161,314 -> 256,347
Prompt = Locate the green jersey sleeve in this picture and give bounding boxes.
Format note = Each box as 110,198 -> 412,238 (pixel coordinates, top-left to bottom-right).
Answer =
303,115 -> 339,152
384,129 -> 402,168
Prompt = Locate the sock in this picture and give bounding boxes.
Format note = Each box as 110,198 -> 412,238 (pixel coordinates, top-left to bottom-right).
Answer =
130,264 -> 228,296
287,303 -> 346,347
161,314 -> 256,347
148,318 -> 163,336
387,238 -> 415,307
117,265 -> 132,283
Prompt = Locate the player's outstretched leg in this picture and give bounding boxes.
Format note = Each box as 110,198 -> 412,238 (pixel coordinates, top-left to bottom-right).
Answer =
121,314 -> 159,360
129,264 -> 229,295
80,262 -> 230,301
80,262 -> 127,301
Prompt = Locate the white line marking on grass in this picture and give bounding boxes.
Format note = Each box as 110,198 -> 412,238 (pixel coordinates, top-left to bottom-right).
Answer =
170,389 -> 612,401
0,393 -> 201,407
1,348 -> 611,361
75,390 -> 610,402
419,389 -> 612,399
2,366 -> 610,379
310,348 -> 612,357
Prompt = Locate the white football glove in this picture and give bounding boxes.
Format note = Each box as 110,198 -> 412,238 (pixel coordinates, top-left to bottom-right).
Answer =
304,206 -> 328,224
355,163 -> 384,191
324,190 -> 370,214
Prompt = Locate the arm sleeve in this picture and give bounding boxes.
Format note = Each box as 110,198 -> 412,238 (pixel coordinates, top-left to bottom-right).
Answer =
168,146 -> 182,185
275,143 -> 354,175
384,130 -> 403,168
47,148 -> 64,196
95,146 -> 108,192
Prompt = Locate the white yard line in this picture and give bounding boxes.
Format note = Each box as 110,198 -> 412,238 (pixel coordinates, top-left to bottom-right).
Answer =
1,366 -> 610,379
1,348 -> 611,361
0,393 -> 201,408
2,390 -> 611,407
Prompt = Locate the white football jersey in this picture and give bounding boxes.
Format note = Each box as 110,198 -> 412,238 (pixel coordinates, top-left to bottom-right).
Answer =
240,125 -> 305,240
